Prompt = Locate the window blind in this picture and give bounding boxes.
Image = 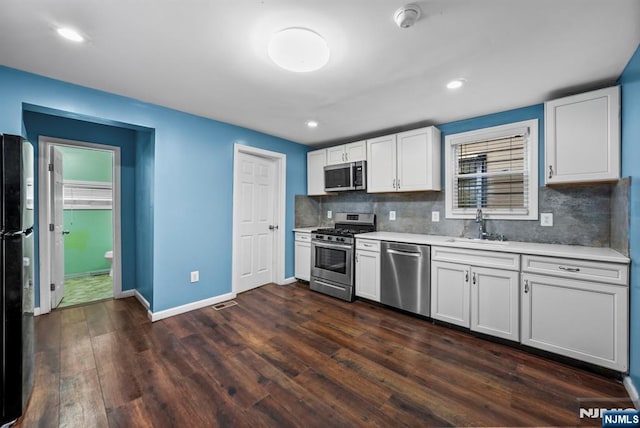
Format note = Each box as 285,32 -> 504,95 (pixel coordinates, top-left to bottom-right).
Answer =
452,132 -> 529,214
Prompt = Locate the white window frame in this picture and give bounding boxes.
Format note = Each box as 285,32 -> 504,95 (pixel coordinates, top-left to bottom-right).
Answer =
445,119 -> 538,220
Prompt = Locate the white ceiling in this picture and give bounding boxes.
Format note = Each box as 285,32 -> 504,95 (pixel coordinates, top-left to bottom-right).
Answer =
1,1 -> 639,147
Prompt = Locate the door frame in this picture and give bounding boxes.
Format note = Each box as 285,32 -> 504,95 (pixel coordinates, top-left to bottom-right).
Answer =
231,144 -> 286,294
37,136 -> 122,314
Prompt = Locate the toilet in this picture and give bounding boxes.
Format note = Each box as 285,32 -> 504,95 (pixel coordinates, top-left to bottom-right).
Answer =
104,250 -> 113,277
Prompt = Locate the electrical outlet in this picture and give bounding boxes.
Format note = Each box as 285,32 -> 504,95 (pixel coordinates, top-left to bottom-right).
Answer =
190,271 -> 199,283
540,213 -> 553,227
431,211 -> 440,222
389,211 -> 396,221
327,210 -> 332,219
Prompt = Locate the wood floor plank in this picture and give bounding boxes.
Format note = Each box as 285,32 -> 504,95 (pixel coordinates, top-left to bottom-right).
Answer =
19,283 -> 632,427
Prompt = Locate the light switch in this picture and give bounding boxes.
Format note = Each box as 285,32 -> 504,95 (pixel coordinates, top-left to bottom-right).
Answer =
540,213 -> 553,227
389,211 -> 396,221
190,271 -> 199,283
432,211 -> 440,222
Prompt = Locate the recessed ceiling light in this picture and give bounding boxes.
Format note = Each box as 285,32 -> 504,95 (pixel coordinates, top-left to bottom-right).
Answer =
306,120 -> 319,128
57,27 -> 84,43
446,79 -> 465,89
268,28 -> 330,73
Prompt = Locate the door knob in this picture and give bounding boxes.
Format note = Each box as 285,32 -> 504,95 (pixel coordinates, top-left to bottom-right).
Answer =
62,230 -> 70,235
268,225 -> 278,231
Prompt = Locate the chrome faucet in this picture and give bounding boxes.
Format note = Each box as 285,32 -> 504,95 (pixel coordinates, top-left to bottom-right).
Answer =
475,208 -> 487,240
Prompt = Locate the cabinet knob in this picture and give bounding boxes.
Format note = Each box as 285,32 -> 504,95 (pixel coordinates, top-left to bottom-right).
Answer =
465,271 -> 469,283
548,165 -> 554,179
524,279 -> 529,293
392,179 -> 396,189
472,272 -> 476,285
397,179 -> 400,190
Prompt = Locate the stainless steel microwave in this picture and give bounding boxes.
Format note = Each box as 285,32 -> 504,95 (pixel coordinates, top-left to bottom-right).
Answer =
324,161 -> 366,192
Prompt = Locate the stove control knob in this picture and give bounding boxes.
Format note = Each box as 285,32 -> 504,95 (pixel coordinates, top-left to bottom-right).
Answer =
327,236 -> 332,240
337,237 -> 344,242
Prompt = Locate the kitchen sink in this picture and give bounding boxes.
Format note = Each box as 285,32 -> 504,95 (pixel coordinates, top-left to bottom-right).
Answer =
445,237 -> 509,246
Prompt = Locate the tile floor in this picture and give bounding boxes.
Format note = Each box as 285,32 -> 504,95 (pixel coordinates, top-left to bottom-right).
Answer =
59,274 -> 113,308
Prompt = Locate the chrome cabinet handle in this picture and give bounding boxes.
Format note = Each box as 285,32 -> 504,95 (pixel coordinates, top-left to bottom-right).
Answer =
345,153 -> 349,161
355,253 -> 359,263
397,179 -> 400,190
558,266 -> 580,272
524,279 -> 529,293
472,272 -> 476,285
465,271 -> 469,282
392,179 -> 396,189
548,165 -> 554,179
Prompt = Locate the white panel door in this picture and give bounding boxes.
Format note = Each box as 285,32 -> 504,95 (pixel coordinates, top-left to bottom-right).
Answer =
471,267 -> 519,341
236,152 -> 276,293
431,261 -> 470,327
294,241 -> 311,281
50,147 -> 65,309
326,146 -> 346,165
355,249 -> 380,302
345,141 -> 366,162
397,127 -> 441,191
521,273 -> 628,371
307,149 -> 327,195
366,134 -> 397,193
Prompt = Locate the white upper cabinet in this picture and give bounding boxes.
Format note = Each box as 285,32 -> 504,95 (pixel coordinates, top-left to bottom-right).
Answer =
307,149 -> 327,195
326,141 -> 367,165
367,126 -> 441,193
545,86 -> 620,185
367,134 -> 397,192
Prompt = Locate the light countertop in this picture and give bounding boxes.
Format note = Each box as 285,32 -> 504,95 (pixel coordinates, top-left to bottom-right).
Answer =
355,232 -> 630,264
293,227 -> 318,233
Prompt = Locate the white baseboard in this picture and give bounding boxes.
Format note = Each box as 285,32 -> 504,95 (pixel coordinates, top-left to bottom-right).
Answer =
149,292 -> 236,322
133,290 -> 153,320
116,289 -> 135,299
281,276 -> 298,285
34,307 -> 41,316
624,376 -> 640,409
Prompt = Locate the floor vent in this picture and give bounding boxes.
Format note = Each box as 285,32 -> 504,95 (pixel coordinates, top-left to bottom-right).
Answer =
213,300 -> 238,311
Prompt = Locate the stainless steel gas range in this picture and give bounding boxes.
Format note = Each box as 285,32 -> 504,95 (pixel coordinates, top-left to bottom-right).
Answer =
310,213 -> 376,302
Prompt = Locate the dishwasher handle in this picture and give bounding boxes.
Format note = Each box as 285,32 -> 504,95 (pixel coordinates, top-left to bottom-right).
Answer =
386,248 -> 422,257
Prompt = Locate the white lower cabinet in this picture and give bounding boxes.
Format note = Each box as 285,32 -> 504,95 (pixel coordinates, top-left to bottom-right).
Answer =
431,247 -> 520,342
471,267 -> 520,341
431,261 -> 470,328
294,232 -> 311,281
355,239 -> 381,302
521,272 -> 628,371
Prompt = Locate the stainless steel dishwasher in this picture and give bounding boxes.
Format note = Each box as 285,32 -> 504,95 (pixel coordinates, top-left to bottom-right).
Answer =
380,241 -> 431,317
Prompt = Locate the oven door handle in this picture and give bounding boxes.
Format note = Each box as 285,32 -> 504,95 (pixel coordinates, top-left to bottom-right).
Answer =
311,242 -> 353,250
313,279 -> 346,291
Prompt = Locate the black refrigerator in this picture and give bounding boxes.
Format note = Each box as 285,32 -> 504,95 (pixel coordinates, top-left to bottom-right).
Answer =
0,134 -> 34,426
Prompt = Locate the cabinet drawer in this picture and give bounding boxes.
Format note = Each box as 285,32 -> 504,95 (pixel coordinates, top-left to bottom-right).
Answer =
521,255 -> 628,286
356,239 -> 380,252
295,232 -> 311,243
432,246 -> 520,271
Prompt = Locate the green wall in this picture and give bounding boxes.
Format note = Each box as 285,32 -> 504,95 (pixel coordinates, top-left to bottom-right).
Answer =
61,146 -> 114,276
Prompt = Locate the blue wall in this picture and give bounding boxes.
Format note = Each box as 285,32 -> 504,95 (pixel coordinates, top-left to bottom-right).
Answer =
619,44 -> 640,385
1,66 -> 309,312
135,130 -> 155,305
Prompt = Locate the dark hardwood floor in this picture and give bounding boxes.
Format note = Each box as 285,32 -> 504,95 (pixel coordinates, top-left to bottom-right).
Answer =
18,282 -> 631,427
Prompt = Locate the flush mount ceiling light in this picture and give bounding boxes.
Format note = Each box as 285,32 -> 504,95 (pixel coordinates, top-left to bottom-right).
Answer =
446,79 -> 466,89
268,28 -> 330,73
306,120 -> 319,128
57,27 -> 85,42
394,4 -> 421,29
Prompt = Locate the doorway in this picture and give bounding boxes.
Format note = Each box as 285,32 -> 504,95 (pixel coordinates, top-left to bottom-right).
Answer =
232,144 -> 286,294
38,136 -> 122,313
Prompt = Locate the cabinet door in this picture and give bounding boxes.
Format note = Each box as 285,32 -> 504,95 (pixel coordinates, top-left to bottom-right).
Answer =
431,261 -> 470,327
397,127 -> 441,191
545,86 -> 620,184
307,149 -> 327,195
326,146 -> 346,165
345,141 -> 366,162
294,241 -> 311,281
470,267 -> 519,341
367,134 -> 397,193
355,249 -> 380,302
521,273 -> 628,371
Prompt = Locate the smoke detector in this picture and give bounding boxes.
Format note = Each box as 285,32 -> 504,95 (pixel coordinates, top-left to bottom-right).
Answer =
394,4 -> 421,29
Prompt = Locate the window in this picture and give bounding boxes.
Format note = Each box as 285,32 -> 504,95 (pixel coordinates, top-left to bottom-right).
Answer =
445,119 -> 538,220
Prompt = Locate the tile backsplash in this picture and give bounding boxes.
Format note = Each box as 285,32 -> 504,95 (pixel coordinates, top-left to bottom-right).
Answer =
295,178 -> 630,255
